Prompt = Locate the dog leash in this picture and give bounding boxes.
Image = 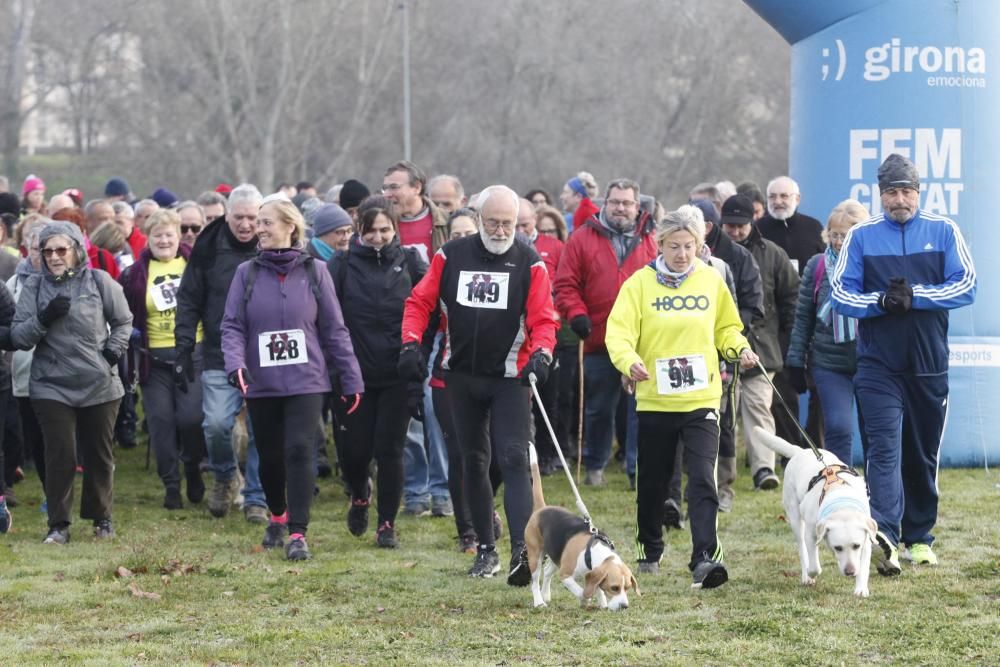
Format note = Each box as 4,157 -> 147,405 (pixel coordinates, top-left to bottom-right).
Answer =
754,361 -> 824,462
528,373 -> 598,533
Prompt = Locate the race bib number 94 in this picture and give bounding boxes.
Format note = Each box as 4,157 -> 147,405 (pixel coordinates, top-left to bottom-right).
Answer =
655,354 -> 709,395
456,271 -> 510,310
258,329 -> 309,367
150,277 -> 181,312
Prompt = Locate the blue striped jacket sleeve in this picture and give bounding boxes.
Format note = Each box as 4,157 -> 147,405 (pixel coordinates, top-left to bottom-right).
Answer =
911,218 -> 976,311
830,224 -> 883,319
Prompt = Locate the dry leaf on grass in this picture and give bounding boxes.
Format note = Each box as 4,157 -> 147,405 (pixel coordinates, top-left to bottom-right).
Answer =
127,582 -> 161,601
402,561 -> 418,569
115,566 -> 134,579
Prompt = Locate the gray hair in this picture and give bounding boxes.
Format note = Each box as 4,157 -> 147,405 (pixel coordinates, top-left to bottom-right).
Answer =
475,185 -> 519,217
325,184 -> 343,203
715,181 -> 737,200
428,174 -> 465,199
604,178 -> 640,202
133,198 -> 160,215
83,198 -> 113,218
689,182 -> 722,208
175,200 -> 206,224
766,176 -> 800,196
111,200 -> 134,217
228,183 -> 264,209
657,204 -> 706,246
196,191 -> 227,210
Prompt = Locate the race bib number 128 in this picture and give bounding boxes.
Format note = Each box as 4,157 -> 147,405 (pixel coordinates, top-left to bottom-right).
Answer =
258,329 -> 309,367
456,271 -> 510,310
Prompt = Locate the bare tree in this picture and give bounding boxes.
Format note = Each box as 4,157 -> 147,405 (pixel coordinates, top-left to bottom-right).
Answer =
0,0 -> 38,180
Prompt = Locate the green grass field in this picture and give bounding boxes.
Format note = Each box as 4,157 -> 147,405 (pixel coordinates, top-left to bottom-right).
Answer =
1,446 -> 998,666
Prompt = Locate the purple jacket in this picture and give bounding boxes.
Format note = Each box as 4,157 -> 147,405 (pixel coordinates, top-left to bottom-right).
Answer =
221,249 -> 363,398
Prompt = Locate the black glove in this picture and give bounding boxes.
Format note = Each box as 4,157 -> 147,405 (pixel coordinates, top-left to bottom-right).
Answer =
38,295 -> 71,327
101,348 -> 119,367
786,366 -> 808,394
227,367 -> 253,395
174,349 -> 195,393
407,382 -> 425,421
521,350 -> 551,387
397,342 -> 428,383
570,315 -> 592,340
879,277 -> 913,315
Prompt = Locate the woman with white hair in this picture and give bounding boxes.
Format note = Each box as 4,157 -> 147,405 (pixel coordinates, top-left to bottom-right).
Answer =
605,205 -> 757,589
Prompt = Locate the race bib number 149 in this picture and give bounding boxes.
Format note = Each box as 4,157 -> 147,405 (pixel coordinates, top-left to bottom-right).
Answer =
258,329 -> 309,367
456,271 -> 510,310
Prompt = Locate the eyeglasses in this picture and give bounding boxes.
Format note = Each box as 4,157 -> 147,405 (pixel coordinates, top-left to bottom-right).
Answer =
606,199 -> 637,209
482,219 -> 515,233
180,225 -> 202,234
380,183 -> 404,193
42,246 -> 71,258
828,231 -> 847,241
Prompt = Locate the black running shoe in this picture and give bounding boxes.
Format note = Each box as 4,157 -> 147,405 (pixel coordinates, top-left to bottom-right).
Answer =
93,519 -> 115,539
507,543 -> 530,587
185,464 -> 205,504
663,498 -> 684,531
691,559 -> 728,589
262,522 -> 287,549
376,521 -> 398,549
468,547 -> 501,578
347,498 -> 370,537
285,534 -> 311,561
164,488 -> 183,510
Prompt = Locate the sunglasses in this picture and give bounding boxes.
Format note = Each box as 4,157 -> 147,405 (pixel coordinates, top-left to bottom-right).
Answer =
42,246 -> 71,258
181,225 -> 202,234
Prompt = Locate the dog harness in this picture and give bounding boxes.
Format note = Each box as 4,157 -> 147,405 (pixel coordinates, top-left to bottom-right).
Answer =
583,532 -> 616,570
807,464 -> 860,506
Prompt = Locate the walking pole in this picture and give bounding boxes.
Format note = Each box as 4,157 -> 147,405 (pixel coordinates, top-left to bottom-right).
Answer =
576,340 -> 584,484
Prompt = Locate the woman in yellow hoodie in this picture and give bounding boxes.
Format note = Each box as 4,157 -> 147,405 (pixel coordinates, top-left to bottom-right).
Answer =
606,205 -> 758,589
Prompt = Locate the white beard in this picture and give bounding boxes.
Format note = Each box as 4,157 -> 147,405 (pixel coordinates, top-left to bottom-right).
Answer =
480,228 -> 514,255
767,204 -> 796,221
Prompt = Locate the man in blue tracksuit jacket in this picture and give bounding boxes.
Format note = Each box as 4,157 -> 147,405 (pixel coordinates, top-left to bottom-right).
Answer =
830,153 -> 975,576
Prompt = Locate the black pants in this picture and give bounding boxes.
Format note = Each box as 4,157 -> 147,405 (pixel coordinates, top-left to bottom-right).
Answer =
114,390 -> 138,448
636,409 -> 721,570
246,394 -> 324,535
771,368 -> 824,451
531,355 -> 561,464
554,343 -> 580,458
1,387 -> 20,491
142,348 -> 204,492
18,398 -> 44,487
33,398 -> 119,529
447,372 -> 531,547
669,384 -> 736,503
433,385 -> 502,539
334,383 -> 410,525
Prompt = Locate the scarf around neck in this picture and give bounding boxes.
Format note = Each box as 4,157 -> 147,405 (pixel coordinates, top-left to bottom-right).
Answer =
653,256 -> 695,289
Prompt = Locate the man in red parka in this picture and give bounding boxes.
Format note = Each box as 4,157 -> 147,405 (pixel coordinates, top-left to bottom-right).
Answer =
554,178 -> 658,486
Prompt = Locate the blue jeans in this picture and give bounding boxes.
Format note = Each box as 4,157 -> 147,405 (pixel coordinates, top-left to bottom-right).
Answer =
582,352 -> 636,472
810,366 -> 857,465
200,369 -> 265,508
402,336 -> 450,504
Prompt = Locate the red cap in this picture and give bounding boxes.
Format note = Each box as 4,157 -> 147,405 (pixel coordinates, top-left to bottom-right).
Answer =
215,183 -> 233,195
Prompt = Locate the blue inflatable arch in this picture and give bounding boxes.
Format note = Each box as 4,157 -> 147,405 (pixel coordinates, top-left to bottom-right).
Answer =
745,0 -> 998,466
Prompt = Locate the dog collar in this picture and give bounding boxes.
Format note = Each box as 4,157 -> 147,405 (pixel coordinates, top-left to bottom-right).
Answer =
818,496 -> 869,522
584,531 -> 616,570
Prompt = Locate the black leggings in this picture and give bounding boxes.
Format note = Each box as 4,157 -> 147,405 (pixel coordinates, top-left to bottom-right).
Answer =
447,373 -> 531,547
18,398 -> 44,487
636,409 -> 720,570
334,383 -> 409,525
246,394 -> 324,535
433,385 -> 502,539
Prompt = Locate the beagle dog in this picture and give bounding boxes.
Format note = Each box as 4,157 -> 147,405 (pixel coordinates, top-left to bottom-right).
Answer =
754,427 -> 877,598
524,445 -> 639,610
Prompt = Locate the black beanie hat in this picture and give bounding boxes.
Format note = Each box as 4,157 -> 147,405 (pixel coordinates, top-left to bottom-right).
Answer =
339,179 -> 371,210
878,153 -> 920,191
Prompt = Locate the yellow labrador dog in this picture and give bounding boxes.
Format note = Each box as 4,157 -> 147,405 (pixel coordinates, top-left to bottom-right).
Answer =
754,427 -> 877,598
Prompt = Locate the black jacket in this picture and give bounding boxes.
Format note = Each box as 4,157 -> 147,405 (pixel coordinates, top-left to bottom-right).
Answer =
706,223 -> 764,330
0,281 -> 16,385
175,218 -> 259,370
328,238 -> 427,388
738,226 -> 800,374
755,211 -> 825,277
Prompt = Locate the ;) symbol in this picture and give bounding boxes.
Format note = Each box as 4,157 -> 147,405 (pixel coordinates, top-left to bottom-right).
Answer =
821,39 -> 847,81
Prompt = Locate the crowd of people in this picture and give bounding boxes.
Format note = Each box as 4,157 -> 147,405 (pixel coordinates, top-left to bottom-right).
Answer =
0,152 -> 975,587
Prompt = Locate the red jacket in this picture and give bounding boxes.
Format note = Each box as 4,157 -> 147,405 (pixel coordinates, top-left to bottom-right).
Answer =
126,227 -> 148,260
88,245 -> 120,280
533,233 -> 563,279
554,212 -> 657,355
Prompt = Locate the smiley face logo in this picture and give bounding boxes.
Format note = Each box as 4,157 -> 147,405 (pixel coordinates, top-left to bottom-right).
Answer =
821,39 -> 847,81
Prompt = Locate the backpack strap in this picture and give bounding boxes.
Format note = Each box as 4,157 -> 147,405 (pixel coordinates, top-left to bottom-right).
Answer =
812,255 -> 826,305
241,261 -> 260,320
